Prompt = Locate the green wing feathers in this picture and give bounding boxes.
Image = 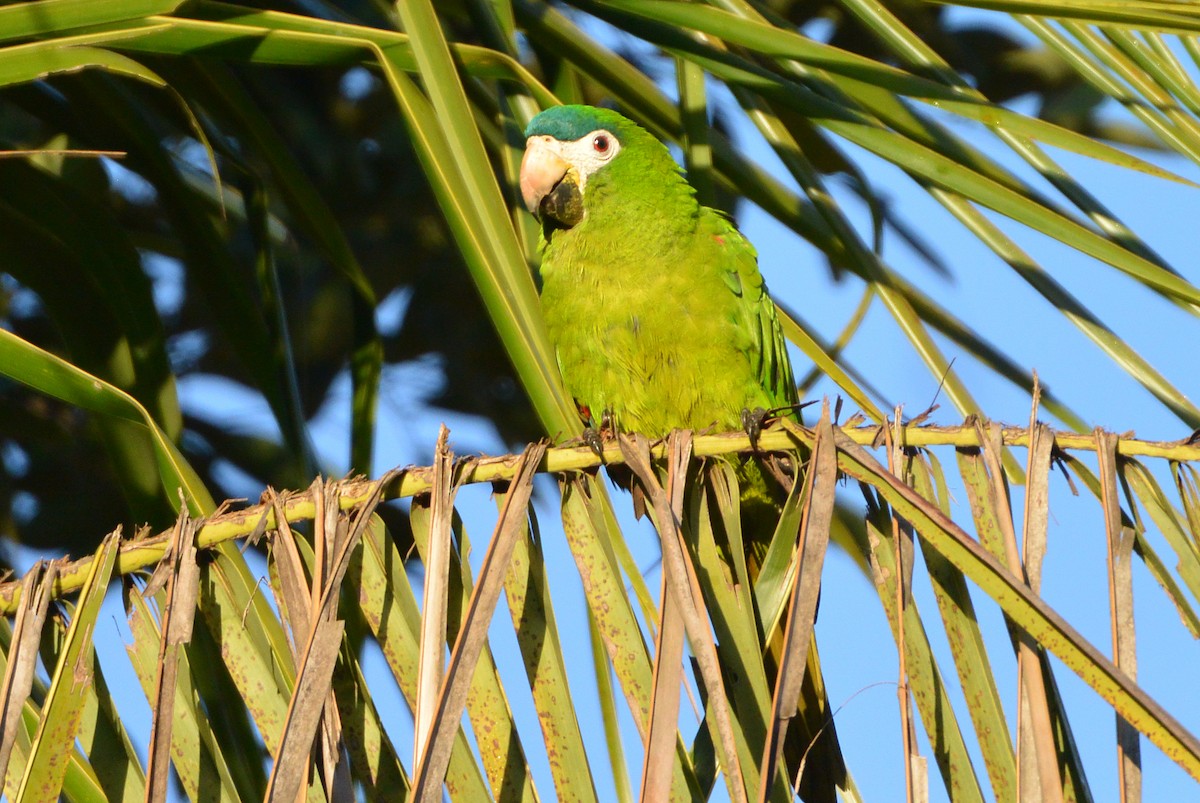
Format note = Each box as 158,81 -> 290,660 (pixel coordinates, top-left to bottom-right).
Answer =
704,208 -> 798,416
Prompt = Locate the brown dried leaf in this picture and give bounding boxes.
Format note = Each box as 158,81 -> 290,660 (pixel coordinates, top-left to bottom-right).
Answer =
1022,422 -> 1054,594
619,431 -> 749,803
411,440 -> 546,803
263,617 -> 347,803
415,426 -> 458,770
1097,430 -> 1143,801
639,563 -> 685,803
759,401 -> 835,802
268,489 -> 315,660
0,562 -> 57,784
146,508 -> 201,803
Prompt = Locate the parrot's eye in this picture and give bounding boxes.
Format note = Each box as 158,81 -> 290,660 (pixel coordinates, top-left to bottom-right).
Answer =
573,128 -> 620,174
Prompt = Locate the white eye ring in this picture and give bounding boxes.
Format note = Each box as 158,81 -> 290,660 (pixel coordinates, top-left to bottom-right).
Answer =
561,129 -> 621,196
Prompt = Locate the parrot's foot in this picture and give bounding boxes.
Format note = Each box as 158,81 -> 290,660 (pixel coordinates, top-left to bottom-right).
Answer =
581,409 -> 617,460
583,427 -> 605,459
741,406 -> 769,450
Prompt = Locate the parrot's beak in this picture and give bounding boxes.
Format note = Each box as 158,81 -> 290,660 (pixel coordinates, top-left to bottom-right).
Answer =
520,137 -> 584,228
520,137 -> 569,214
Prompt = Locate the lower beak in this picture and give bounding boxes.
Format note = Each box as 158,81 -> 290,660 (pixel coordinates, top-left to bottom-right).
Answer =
520,139 -> 570,214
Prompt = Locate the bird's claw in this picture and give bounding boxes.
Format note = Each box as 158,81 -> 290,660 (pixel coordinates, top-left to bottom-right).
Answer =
582,409 -> 617,460
583,427 -> 605,459
741,406 -> 768,450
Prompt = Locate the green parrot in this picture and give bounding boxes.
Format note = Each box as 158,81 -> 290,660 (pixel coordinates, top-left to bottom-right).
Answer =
520,104 -> 796,510
521,105 -> 848,801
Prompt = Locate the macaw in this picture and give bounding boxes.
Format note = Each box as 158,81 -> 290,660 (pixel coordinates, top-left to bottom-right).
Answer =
520,105 -> 849,801
519,104 -> 796,511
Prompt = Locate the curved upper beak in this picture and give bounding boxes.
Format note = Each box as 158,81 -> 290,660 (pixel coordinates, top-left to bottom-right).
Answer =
520,136 -> 570,215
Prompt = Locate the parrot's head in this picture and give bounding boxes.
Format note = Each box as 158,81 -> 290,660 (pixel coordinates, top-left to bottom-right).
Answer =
520,105 -> 661,231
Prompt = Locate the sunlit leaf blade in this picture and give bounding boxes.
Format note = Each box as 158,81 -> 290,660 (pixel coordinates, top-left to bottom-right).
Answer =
353,515 -> 495,801
0,43 -> 168,88
15,534 -> 119,802
938,0 -> 1200,33
759,406 -> 834,800
76,648 -> 148,803
588,609 -> 635,803
0,329 -> 213,512
0,0 -> 181,42
1120,462 -> 1200,617
0,567 -> 54,790
640,554 -> 686,803
496,501 -> 599,802
125,586 -> 242,803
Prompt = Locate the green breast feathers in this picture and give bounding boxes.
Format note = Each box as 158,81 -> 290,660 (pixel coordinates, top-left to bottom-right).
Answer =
520,105 -> 796,438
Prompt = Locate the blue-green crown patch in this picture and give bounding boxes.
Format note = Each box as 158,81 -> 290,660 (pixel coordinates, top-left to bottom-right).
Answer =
524,105 -> 629,143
